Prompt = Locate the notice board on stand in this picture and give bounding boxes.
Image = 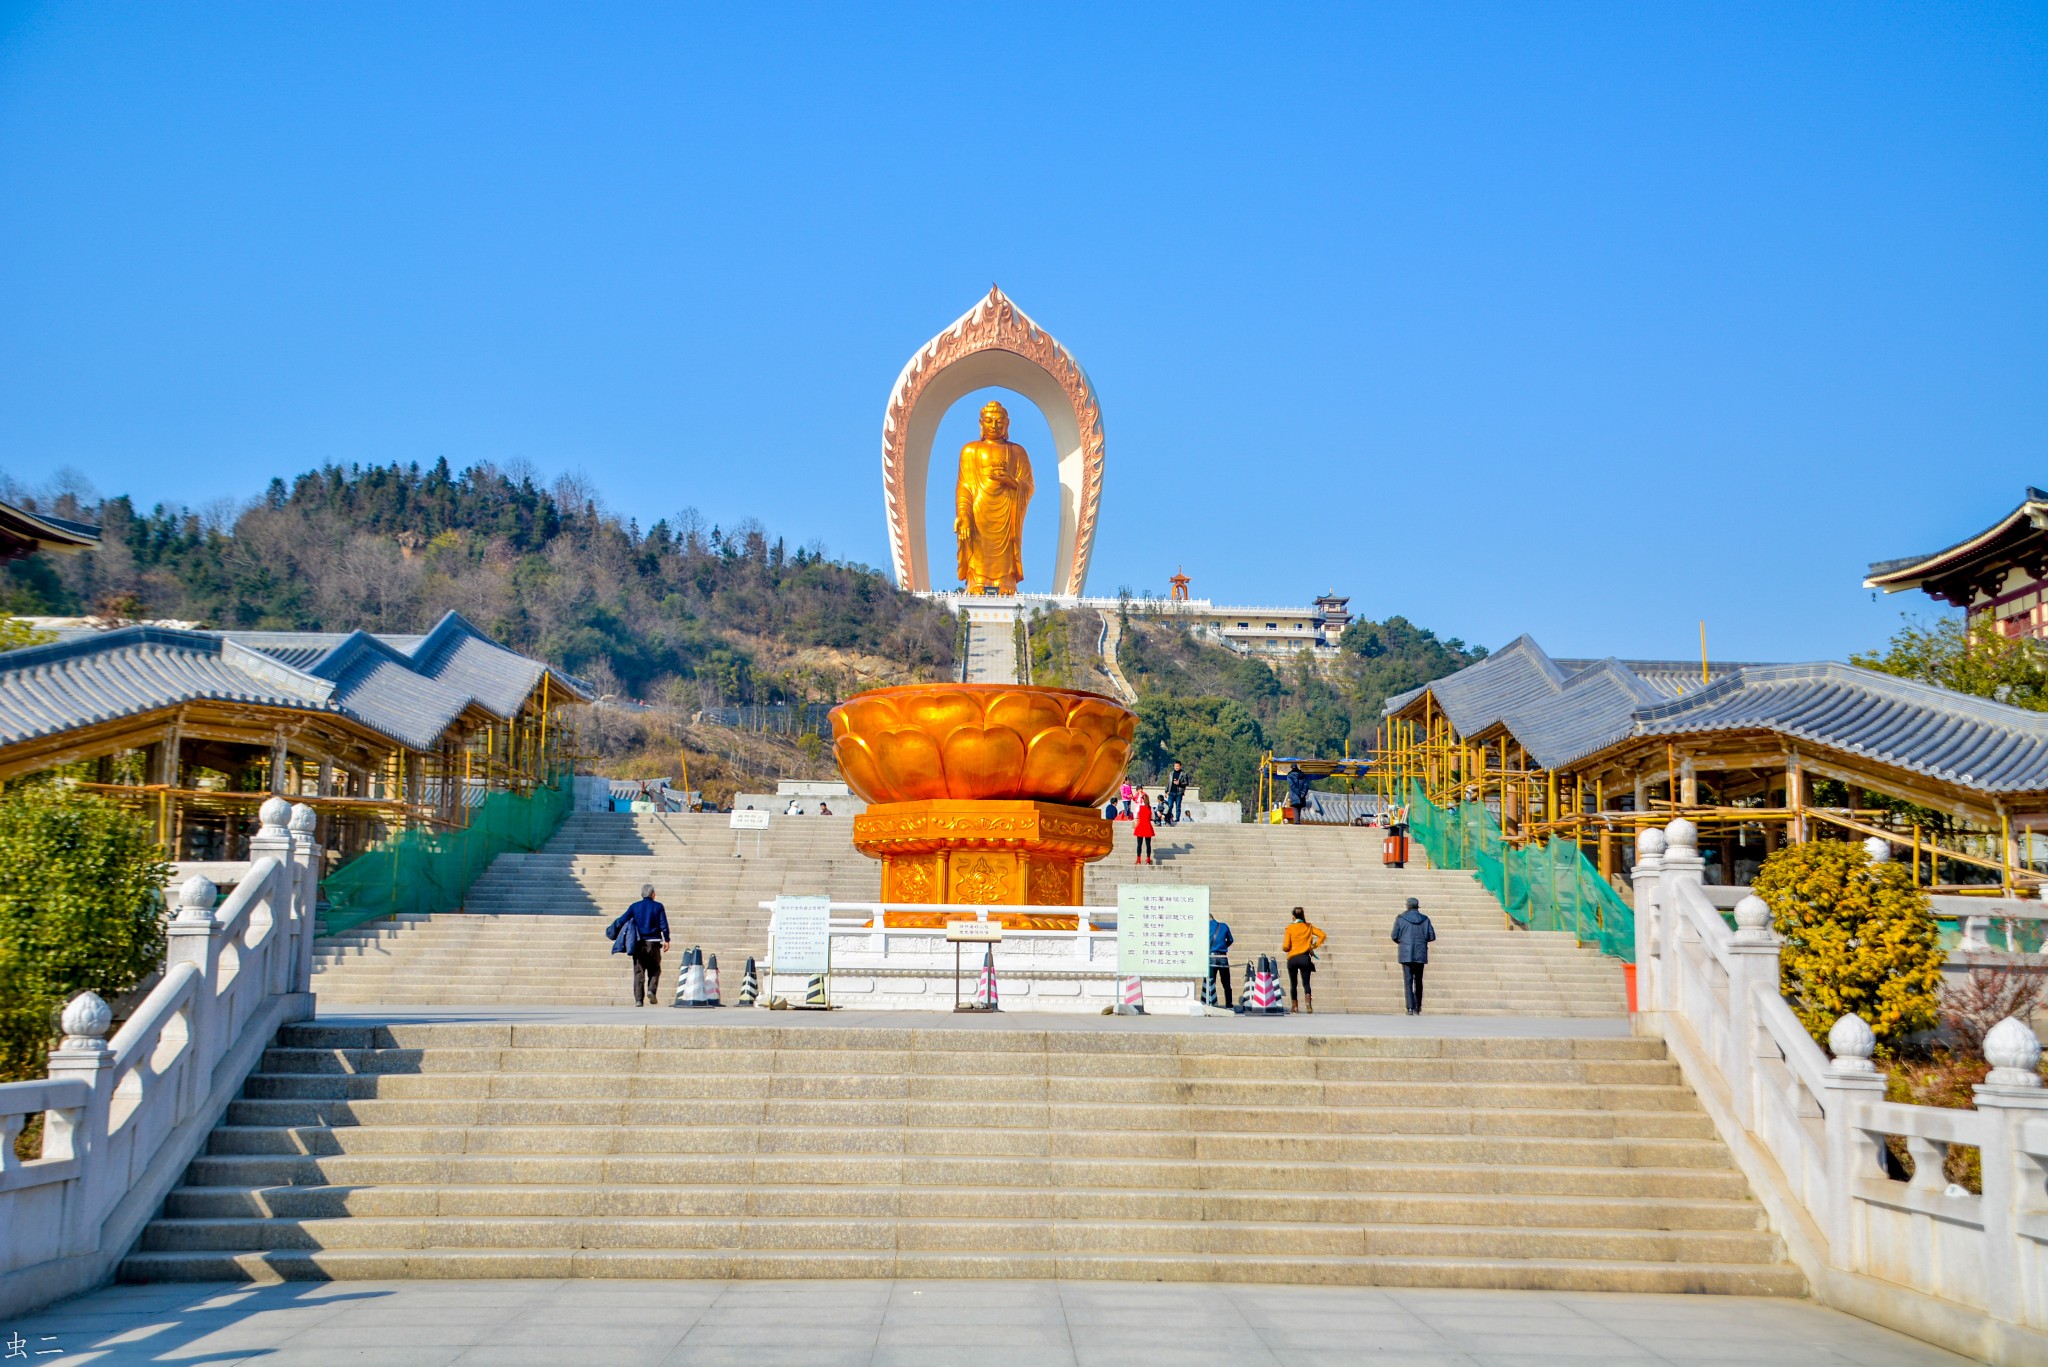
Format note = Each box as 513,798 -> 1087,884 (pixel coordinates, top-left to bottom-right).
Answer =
1115,885 -> 1208,978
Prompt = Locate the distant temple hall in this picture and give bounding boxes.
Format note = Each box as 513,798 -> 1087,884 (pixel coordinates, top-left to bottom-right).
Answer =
1867,485 -> 2048,640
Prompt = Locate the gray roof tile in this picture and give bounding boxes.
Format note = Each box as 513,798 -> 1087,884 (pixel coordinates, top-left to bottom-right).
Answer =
0,612 -> 586,755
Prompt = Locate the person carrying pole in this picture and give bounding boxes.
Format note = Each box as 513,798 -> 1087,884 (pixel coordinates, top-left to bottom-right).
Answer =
1286,766 -> 1314,825
1281,906 -> 1326,1013
606,883 -> 671,1007
1208,911 -> 1235,1008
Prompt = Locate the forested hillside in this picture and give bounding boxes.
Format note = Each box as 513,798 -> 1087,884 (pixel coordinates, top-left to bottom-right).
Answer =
2,464 -> 1486,806
1028,603 -> 1486,807
0,462 -> 956,707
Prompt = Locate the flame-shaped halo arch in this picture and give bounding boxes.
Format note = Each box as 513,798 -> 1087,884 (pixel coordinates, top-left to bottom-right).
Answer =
881,286 -> 1105,598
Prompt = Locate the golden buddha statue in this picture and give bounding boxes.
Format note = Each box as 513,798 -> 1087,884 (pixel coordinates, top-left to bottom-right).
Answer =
954,400 -> 1034,595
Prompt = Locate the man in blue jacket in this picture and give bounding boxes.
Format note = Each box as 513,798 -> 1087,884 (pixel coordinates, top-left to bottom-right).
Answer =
1208,912 -> 1235,1008
607,883 -> 671,1007
1391,896 -> 1436,1015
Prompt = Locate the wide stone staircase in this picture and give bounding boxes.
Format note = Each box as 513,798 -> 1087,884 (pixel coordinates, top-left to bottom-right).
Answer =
312,813 -> 1627,1015
121,1019 -> 1800,1293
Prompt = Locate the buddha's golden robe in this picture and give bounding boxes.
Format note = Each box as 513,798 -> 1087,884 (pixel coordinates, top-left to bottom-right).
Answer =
955,410 -> 1033,595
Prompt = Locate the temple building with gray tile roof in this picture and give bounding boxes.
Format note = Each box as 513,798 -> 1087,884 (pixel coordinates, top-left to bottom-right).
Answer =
0,610 -> 587,867
1381,636 -> 2045,896
0,496 -> 99,560
1866,486 -> 2048,640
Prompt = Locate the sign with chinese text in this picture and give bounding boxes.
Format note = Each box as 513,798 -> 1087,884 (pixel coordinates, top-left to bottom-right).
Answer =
1116,884 -> 1208,977
730,809 -> 771,830
772,895 -> 832,972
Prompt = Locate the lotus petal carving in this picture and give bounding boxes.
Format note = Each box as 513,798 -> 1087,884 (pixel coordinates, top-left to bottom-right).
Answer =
830,684 -> 1135,807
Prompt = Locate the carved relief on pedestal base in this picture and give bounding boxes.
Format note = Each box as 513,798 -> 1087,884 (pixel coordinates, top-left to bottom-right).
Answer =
855,798 -> 1109,928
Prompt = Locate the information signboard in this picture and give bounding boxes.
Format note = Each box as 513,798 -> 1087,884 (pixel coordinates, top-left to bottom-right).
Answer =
945,922 -> 1004,943
1115,884 -> 1209,977
729,809 -> 771,830
771,895 -> 832,973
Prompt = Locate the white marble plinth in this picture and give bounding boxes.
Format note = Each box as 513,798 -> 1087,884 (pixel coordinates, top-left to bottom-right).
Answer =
763,923 -> 1201,1014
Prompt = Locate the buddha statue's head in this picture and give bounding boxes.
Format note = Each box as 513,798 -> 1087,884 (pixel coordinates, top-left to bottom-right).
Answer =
979,400 -> 1010,440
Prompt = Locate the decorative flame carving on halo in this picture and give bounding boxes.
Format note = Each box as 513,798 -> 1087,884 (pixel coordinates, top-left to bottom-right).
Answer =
882,285 -> 1105,598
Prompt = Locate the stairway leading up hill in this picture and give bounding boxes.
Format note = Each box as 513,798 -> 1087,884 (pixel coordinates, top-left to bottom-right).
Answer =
314,813 -> 1627,1015
123,1017 -> 1798,1294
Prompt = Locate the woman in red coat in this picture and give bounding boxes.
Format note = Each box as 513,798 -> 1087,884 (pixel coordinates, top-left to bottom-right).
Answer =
1133,791 -> 1156,865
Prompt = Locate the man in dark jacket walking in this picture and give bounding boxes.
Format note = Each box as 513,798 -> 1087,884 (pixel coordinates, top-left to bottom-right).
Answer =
1390,897 -> 1436,1015
607,883 -> 671,1007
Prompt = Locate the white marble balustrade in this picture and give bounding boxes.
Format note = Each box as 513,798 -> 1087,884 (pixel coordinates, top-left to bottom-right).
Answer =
1633,817 -> 2048,1366
0,798 -> 320,1318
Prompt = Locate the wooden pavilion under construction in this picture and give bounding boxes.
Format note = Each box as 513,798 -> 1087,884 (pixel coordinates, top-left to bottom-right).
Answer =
0,610 -> 589,870
1376,636 -> 2048,898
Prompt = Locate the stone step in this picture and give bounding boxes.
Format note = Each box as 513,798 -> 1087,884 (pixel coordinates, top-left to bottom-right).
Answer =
116,1246 -> 1805,1295
134,1213 -> 1780,1264
200,1123 -> 1733,1170
220,1100 -> 1714,1141
177,1151 -> 1761,1201
242,1069 -> 1684,1104
253,1053 -> 1677,1085
160,1182 -> 1766,1230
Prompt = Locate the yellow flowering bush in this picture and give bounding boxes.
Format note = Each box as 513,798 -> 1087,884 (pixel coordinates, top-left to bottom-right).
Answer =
1753,839 -> 1943,1054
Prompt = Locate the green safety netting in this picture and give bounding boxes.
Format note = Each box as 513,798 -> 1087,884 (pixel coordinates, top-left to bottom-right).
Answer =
1402,780 -> 1636,962
319,774 -> 572,937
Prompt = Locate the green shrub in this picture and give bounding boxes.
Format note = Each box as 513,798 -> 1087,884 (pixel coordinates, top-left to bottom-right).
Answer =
1753,839 -> 1943,1054
0,783 -> 170,1082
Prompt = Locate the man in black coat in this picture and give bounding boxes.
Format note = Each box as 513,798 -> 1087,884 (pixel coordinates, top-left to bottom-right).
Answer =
607,883 -> 672,1007
1390,896 -> 1437,1015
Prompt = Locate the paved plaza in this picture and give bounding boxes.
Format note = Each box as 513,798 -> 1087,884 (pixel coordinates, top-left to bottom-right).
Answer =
4,1279 -> 1980,1366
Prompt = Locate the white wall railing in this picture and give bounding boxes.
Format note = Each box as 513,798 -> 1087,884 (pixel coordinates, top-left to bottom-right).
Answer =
1633,818 -> 2048,1367
0,798 -> 319,1317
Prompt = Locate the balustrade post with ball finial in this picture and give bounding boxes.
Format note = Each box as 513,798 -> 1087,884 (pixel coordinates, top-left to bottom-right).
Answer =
1658,820 -> 1704,1020
247,797 -> 292,1005
1821,1013 -> 1887,1266
288,802 -> 320,1002
1723,894 -> 1781,1131
1972,1016 -> 2048,1328
43,991 -> 114,1256
167,874 -> 220,1116
1631,826 -> 1665,1012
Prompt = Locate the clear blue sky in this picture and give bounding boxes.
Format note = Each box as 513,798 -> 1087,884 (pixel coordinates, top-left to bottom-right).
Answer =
2,4 -> 2043,662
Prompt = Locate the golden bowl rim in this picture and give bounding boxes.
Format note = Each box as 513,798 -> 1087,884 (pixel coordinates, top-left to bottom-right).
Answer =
829,682 -> 1134,717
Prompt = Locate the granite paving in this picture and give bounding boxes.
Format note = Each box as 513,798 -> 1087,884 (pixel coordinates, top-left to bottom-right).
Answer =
4,1279 -> 1982,1366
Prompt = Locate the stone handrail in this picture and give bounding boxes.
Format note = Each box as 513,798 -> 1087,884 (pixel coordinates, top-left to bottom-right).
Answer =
1633,818 -> 2048,1366
0,798 -> 319,1317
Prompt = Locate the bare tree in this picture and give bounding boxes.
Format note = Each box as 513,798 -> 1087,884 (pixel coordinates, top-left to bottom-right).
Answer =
1944,964 -> 2047,1054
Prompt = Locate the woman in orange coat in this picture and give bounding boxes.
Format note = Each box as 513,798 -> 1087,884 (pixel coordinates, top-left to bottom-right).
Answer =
1281,906 -> 1327,1013
1132,791 -> 1156,864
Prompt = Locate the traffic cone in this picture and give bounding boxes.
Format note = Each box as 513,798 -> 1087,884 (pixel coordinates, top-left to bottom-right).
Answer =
1260,955 -> 1288,1015
974,946 -> 1000,1010
1234,959 -> 1255,1015
736,957 -> 759,1007
1201,967 -> 1216,1008
803,973 -> 829,1008
705,954 -> 722,1006
678,946 -> 710,1007
1248,956 -> 1274,1014
1117,975 -> 1146,1015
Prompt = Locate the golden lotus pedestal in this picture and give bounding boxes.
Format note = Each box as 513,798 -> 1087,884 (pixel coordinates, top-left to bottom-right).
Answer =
852,799 -> 1115,930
